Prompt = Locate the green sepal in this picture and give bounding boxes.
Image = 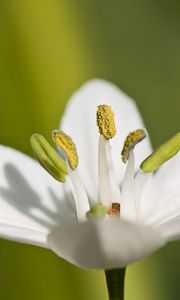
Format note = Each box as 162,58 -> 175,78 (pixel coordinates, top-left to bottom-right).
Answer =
141,132 -> 180,173
86,203 -> 107,219
30,133 -> 68,182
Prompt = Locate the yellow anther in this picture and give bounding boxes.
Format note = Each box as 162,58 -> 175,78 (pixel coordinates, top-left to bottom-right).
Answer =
97,105 -> 116,140
52,130 -> 78,170
121,129 -> 146,163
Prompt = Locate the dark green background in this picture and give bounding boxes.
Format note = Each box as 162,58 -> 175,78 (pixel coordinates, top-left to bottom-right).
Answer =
0,0 -> 180,299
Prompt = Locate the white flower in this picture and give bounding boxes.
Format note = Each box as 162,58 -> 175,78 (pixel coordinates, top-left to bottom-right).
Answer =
0,79 -> 180,270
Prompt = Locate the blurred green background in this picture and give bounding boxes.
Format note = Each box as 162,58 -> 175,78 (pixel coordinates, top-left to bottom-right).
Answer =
0,0 -> 180,299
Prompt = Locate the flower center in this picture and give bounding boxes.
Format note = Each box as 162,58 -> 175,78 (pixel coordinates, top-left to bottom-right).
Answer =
30,104 -> 180,223
107,203 -> 121,218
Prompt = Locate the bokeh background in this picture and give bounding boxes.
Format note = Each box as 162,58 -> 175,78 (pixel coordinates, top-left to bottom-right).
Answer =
0,0 -> 180,299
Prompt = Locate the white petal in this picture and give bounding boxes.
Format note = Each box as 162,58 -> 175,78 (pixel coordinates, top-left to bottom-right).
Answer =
61,79 -> 152,203
48,219 -> 165,269
156,215 -> 180,241
0,146 -> 76,247
140,153 -> 180,226
133,171 -> 150,222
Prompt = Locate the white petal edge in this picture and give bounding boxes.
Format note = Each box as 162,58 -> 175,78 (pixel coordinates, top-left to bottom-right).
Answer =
0,145 -> 76,247
140,152 -> 180,226
60,79 -> 152,203
48,219 -> 165,269
155,215 -> 180,241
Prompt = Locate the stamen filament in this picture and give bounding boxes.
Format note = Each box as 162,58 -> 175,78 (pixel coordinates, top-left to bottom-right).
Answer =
98,136 -> 112,207
105,141 -> 121,204
98,136 -> 121,208
121,150 -> 137,221
66,163 -> 90,221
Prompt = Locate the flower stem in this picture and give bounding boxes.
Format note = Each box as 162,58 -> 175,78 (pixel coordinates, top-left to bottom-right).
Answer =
105,268 -> 126,300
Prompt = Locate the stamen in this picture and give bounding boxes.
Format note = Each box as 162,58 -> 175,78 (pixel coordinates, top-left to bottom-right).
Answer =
30,133 -> 68,182
52,130 -> 89,221
121,129 -> 146,163
52,130 -> 78,170
141,132 -> 180,173
98,136 -> 112,207
96,105 -> 116,140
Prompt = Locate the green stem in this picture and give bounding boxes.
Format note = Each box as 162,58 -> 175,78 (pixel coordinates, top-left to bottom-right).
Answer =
105,268 -> 126,300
